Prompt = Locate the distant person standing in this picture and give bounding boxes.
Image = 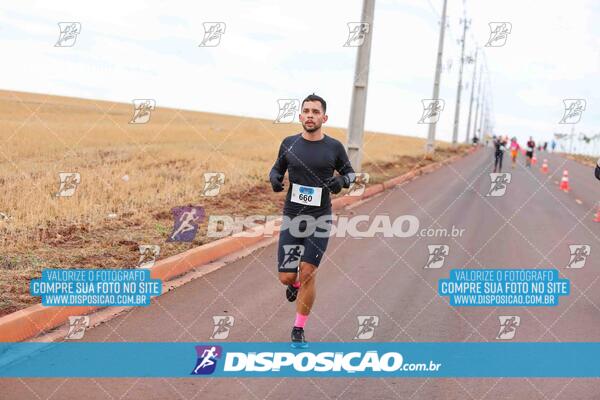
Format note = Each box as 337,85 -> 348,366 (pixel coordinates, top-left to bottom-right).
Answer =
493,135 -> 508,173
543,142 -> 548,152
551,140 -> 557,152
525,137 -> 535,167
596,158 -> 600,180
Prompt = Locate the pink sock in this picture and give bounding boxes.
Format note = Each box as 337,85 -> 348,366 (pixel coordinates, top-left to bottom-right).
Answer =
292,281 -> 301,289
294,313 -> 308,328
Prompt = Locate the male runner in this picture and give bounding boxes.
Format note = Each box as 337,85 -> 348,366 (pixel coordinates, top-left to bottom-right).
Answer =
493,135 -> 507,173
269,93 -> 355,347
525,136 -> 535,167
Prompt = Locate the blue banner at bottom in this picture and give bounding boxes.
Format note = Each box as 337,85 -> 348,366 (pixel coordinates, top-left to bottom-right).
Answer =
0,342 -> 598,378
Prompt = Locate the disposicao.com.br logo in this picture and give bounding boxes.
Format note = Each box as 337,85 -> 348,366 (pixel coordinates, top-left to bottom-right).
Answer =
206,214 -> 465,239
190,344 -> 442,377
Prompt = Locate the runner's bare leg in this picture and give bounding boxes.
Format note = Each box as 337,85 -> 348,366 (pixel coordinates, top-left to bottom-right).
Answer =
279,272 -> 297,286
297,261 -> 318,315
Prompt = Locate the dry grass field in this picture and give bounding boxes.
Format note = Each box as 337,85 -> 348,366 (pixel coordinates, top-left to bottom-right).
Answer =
566,153 -> 598,168
0,89 -> 469,316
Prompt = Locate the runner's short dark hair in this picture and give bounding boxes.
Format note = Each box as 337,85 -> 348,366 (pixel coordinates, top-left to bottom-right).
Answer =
302,94 -> 327,114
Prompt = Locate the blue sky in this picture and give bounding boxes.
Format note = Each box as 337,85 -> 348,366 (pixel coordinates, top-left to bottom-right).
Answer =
1,0 -> 598,153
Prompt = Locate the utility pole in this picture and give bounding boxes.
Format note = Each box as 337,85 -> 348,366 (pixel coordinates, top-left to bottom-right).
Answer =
346,0 -> 376,171
471,65 -> 483,143
451,18 -> 469,145
569,124 -> 574,154
465,49 -> 478,143
477,84 -> 486,139
425,0 -> 448,153
481,110 -> 490,138
482,103 -> 487,137
481,106 -> 486,139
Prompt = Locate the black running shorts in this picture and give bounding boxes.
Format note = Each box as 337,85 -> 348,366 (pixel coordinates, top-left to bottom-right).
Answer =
277,215 -> 332,272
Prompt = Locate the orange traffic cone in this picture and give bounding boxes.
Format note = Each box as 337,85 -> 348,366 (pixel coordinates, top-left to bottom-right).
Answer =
540,159 -> 548,173
594,204 -> 600,222
532,155 -> 537,166
559,170 -> 569,192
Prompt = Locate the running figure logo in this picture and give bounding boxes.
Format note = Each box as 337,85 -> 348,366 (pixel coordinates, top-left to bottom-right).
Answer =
354,315 -> 379,340
496,315 -> 520,340
424,245 -> 449,269
210,316 -> 235,340
167,206 -> 205,242
281,245 -> 305,271
65,316 -> 89,340
138,245 -> 160,269
559,99 -> 586,124
418,99 -> 445,124
344,22 -> 370,47
129,99 -> 156,124
201,173 -> 225,197
485,22 -> 512,47
486,173 -> 512,197
55,22 -> 81,47
566,245 -> 591,269
274,99 -> 300,123
56,172 -> 81,197
199,22 -> 226,47
191,345 -> 222,375
348,173 -> 369,197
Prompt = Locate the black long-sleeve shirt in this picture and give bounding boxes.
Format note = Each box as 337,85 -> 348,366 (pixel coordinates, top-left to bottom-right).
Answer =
494,138 -> 506,155
270,133 -> 355,217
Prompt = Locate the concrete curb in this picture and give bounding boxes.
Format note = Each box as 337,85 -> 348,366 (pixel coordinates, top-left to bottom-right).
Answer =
0,145 -> 479,342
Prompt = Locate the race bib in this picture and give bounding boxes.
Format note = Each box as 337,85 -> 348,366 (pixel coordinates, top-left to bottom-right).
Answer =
291,183 -> 322,207
527,146 -> 534,152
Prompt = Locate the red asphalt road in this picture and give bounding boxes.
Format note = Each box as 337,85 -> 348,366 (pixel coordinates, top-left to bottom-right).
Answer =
2,147 -> 600,399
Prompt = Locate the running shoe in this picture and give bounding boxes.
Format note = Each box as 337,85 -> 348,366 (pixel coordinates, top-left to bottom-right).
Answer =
286,284 -> 298,302
291,326 -> 308,348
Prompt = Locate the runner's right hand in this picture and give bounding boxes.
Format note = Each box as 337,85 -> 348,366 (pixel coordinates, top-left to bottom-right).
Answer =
270,173 -> 284,192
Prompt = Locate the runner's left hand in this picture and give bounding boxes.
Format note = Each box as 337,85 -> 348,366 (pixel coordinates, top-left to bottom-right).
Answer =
324,176 -> 345,194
